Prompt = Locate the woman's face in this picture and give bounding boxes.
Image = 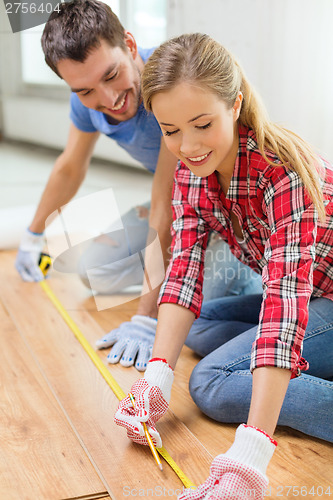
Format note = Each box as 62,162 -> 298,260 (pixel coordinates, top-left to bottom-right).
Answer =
151,82 -> 242,179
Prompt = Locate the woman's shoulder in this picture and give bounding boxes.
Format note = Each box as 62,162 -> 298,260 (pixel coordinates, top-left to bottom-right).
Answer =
238,126 -> 303,209
239,125 -> 281,167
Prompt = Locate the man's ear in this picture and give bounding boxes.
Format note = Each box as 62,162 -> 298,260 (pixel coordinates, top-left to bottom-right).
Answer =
124,31 -> 138,59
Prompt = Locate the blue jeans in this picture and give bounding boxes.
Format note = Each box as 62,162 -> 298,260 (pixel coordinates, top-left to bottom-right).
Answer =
78,202 -> 262,299
186,294 -> 333,442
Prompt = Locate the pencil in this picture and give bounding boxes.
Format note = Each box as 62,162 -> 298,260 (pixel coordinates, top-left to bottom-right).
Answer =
128,392 -> 163,471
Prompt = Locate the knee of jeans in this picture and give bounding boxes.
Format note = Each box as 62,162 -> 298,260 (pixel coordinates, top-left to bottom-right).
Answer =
121,204 -> 150,226
78,272 -> 91,290
77,267 -> 109,293
185,326 -> 209,357
77,262 -> 124,294
189,358 -> 253,422
77,258 -> 90,289
76,242 -> 124,287
189,363 -> 231,421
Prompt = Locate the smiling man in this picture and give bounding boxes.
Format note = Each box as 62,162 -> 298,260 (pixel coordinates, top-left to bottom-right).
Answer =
15,0 -> 262,371
62,37 -> 143,119
16,0 -> 176,303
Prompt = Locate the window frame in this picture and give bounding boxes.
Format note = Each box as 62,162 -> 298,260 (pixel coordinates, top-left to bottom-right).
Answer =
17,0 -> 166,100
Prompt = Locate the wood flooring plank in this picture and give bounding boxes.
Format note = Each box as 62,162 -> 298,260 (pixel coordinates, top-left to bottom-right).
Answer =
0,252 -> 213,499
66,494 -> 110,500
83,279 -> 333,498
62,306 -> 333,498
64,309 -> 214,481
4,250 -> 332,498
0,299 -> 107,500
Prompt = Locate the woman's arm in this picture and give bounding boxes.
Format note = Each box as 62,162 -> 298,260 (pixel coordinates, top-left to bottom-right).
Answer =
247,366 -> 291,436
114,303 -> 195,448
152,303 -> 196,369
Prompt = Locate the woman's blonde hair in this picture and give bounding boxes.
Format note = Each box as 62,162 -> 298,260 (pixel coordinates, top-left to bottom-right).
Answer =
142,33 -> 325,220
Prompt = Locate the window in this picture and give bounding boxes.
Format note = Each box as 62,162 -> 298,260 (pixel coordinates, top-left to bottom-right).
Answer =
21,24 -> 65,85
20,0 -> 166,85
123,0 -> 166,48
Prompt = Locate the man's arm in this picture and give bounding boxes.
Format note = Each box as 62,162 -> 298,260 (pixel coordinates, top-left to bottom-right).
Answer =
136,137 -> 178,318
29,123 -> 100,233
15,123 -> 99,281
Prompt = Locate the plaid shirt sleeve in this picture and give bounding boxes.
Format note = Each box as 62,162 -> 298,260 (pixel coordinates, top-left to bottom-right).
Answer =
158,169 -> 209,318
251,168 -> 318,378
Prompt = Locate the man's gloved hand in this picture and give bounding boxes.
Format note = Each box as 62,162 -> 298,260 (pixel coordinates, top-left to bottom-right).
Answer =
96,315 -> 157,371
15,228 -> 45,282
114,358 -> 174,448
179,424 -> 277,500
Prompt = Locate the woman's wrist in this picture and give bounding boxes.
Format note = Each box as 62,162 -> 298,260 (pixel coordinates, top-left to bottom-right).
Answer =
149,357 -> 173,370
144,358 -> 174,402
153,304 -> 196,369
243,424 -> 277,446
224,424 -> 277,477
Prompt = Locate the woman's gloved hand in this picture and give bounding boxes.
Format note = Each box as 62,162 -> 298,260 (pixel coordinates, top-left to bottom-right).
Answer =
114,358 -> 174,448
179,424 -> 277,500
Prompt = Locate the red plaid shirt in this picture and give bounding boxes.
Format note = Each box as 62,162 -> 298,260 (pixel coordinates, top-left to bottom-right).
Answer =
159,125 -> 333,378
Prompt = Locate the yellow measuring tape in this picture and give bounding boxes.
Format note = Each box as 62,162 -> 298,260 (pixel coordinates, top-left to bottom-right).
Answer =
39,278 -> 196,489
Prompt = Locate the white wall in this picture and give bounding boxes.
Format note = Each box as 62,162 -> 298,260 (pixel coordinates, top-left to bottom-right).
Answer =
1,0 -> 333,163
167,0 -> 333,161
2,96 -> 143,167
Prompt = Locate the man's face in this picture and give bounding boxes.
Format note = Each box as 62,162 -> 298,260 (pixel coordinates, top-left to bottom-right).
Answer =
57,36 -> 143,122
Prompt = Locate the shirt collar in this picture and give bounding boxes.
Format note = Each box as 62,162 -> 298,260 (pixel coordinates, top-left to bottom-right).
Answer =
208,123 -> 250,205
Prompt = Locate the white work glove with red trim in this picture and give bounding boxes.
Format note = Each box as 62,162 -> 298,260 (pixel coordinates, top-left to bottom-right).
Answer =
15,228 -> 45,282
114,358 -> 174,448
179,424 -> 277,500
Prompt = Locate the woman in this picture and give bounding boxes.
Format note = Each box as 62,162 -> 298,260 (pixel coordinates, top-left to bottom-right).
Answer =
114,33 -> 333,499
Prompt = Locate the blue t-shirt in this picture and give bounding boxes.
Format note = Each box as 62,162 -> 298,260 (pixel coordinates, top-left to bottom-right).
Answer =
70,47 -> 161,173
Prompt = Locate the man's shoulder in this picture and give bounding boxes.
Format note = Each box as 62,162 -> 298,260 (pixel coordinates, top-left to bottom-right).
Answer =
139,46 -> 156,64
70,92 -> 91,116
70,91 -> 83,108
70,92 -> 98,132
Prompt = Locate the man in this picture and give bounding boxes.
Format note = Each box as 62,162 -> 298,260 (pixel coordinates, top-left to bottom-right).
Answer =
15,0 -> 261,370
16,0 -> 175,302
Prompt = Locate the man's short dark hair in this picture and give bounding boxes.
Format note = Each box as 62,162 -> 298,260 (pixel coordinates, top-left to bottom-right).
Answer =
41,0 -> 126,77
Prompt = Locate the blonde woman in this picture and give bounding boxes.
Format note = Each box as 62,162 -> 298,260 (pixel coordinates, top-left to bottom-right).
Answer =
115,34 -> 333,499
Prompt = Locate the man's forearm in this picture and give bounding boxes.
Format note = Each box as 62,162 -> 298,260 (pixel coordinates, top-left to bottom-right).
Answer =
136,218 -> 172,317
135,136 -> 176,318
136,287 -> 160,318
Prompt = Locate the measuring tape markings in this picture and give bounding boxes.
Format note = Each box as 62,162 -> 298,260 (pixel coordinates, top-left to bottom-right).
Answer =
39,280 -> 196,489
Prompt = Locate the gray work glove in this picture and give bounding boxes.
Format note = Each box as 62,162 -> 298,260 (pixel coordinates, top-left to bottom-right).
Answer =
96,315 -> 157,371
15,228 -> 45,282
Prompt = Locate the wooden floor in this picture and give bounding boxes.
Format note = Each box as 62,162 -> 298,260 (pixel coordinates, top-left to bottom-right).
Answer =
0,250 -> 332,500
